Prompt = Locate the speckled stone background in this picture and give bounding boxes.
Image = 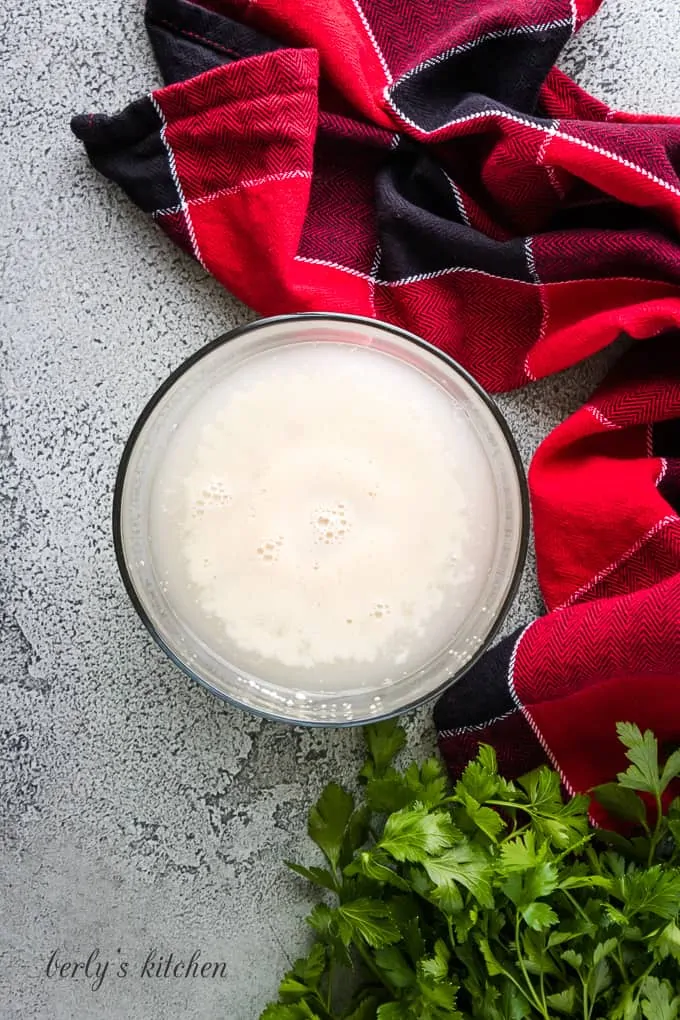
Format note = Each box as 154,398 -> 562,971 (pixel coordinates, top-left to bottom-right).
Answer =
1,2 -> 679,1017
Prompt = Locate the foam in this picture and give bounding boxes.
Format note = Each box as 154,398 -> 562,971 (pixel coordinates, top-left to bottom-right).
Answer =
149,341 -> 498,690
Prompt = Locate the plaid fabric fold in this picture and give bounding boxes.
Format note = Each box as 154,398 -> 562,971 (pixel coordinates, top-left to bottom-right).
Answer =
72,0 -> 680,790
435,334 -> 680,803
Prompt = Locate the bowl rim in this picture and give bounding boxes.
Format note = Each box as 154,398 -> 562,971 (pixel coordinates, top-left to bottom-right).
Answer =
112,312 -> 530,726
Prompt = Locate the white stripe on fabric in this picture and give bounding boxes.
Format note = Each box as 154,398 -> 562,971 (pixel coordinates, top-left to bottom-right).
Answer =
370,243 -> 382,279
508,621 -> 575,795
555,512 -> 680,611
536,118 -> 564,199
381,99 -> 680,201
294,256 -> 672,292
150,95 -> 207,271
523,238 -> 550,381
350,0 -> 393,84
392,19 -> 572,86
524,237 -> 540,284
294,255 -> 375,281
523,355 -> 538,382
368,243 -> 383,315
152,170 -> 313,219
443,170 -> 471,226
585,405 -> 617,429
438,708 -> 519,739
507,625 -> 529,710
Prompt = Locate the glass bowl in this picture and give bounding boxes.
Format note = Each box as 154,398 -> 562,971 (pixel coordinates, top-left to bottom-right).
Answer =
113,313 -> 528,725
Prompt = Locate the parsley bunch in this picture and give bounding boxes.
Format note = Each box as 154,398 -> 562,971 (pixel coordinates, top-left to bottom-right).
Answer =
261,721 -> 680,1020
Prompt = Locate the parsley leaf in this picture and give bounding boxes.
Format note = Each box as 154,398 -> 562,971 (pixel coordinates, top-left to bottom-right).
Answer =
423,844 -> 494,908
656,921 -> 680,962
499,831 -> 543,872
261,1005 -> 319,1020
344,997 -> 381,1020
455,746 -> 500,804
640,977 -> 680,1020
366,759 -> 450,814
546,988 -> 577,1014
375,946 -> 416,988
615,867 -> 680,919
519,767 -> 562,809
379,807 -> 458,863
617,723 -> 662,797
286,862 -> 338,893
376,1004 -> 409,1020
562,950 -> 583,971
346,850 -> 411,891
660,750 -> 680,795
308,783 -> 354,870
285,944 -> 326,994
365,775 -> 415,814
336,899 -> 401,948
419,940 -> 450,981
458,794 -> 506,842
522,902 -> 559,931
592,783 -> 649,826
362,720 -> 407,780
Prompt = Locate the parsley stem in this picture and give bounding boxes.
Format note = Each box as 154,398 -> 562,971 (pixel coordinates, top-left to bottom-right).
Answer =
631,959 -> 657,996
495,959 -> 545,1016
539,967 -> 548,1016
647,791 -> 664,866
499,823 -> 530,845
585,847 -> 602,876
514,914 -> 549,1019
303,998 -> 331,1020
615,946 -> 628,985
555,834 -> 592,863
561,889 -> 590,924
326,959 -> 334,1014
486,799 -> 528,810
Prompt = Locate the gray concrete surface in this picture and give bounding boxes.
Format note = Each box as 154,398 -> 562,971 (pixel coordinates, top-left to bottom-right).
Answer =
1,2 -> 679,1017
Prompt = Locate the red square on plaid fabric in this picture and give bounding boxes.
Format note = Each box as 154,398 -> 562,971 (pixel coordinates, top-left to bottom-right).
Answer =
564,119 -> 680,193
530,419 -> 675,609
376,272 -> 542,392
525,277 -> 680,380
540,66 -> 610,121
157,50 -> 319,203
533,229 -> 680,286
187,172 -> 315,311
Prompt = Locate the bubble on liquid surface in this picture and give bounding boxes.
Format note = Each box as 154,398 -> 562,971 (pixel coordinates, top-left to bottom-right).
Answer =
312,505 -> 350,545
370,602 -> 391,620
256,538 -> 283,562
189,477 -> 232,518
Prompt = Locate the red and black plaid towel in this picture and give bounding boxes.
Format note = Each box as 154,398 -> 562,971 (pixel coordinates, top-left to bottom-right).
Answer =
73,0 -> 680,796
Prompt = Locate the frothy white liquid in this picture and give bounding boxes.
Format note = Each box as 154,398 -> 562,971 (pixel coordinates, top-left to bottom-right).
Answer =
150,342 -> 497,691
